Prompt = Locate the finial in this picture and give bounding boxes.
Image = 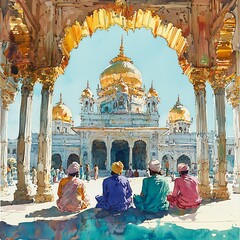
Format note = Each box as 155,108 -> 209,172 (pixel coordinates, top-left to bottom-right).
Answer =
177,94 -> 180,102
87,80 -> 89,88
119,35 -> 124,56
60,93 -> 63,104
151,81 -> 153,88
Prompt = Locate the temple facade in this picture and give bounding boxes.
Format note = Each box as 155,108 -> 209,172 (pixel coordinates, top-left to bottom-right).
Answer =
8,41 -> 235,175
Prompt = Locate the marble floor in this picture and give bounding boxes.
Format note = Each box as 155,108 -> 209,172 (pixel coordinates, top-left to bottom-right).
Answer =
0,176 -> 239,239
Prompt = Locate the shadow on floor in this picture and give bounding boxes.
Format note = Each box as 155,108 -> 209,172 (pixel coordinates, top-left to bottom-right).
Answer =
25,206 -> 77,218
1,207 -> 239,240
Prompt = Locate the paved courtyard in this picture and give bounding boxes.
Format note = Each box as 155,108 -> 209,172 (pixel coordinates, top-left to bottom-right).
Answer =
0,175 -> 240,239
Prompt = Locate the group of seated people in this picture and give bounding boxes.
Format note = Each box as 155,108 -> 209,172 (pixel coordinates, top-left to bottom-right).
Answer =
56,160 -> 202,214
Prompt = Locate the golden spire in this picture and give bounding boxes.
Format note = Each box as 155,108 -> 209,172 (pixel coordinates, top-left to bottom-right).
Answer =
110,36 -> 133,64
147,81 -> 159,98
176,95 -> 181,105
119,35 -> 124,57
60,93 -> 63,104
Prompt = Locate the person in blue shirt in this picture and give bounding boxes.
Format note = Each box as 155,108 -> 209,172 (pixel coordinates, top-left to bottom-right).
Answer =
95,161 -> 133,211
133,159 -> 170,213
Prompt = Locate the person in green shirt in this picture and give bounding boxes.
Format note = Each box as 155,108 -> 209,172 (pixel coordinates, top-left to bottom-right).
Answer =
133,159 -> 170,213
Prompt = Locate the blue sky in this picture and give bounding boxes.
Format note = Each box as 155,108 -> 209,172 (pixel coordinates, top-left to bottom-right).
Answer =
8,26 -> 233,139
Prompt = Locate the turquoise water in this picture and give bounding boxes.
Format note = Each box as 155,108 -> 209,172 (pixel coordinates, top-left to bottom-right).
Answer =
0,208 -> 239,240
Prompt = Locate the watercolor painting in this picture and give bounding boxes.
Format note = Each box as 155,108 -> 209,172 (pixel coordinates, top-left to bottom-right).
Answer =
0,1 -> 239,239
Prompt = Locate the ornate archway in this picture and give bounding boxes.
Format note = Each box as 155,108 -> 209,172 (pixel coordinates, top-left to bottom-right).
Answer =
111,140 -> 129,169
177,154 -> 191,169
92,140 -> 107,170
67,153 -> 80,167
132,140 -> 146,170
60,8 -> 190,77
51,154 -> 62,169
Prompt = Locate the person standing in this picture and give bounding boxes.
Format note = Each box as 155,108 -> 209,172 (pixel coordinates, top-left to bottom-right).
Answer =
58,166 -> 65,181
95,161 -> 133,211
50,167 -> 56,184
79,164 -> 84,180
94,164 -> 99,180
85,164 -> 91,181
133,159 -> 169,213
57,162 -> 90,212
167,163 -> 202,209
7,164 -> 14,186
128,169 -> 134,178
165,161 -> 169,176
32,166 -> 37,185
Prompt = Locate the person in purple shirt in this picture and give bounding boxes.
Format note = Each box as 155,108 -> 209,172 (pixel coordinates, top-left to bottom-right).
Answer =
167,163 -> 202,209
95,161 -> 133,211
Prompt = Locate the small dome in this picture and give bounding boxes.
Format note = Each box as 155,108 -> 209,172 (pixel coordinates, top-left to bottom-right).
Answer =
52,94 -> 72,123
168,96 -> 191,123
81,81 -> 93,98
147,82 -> 159,98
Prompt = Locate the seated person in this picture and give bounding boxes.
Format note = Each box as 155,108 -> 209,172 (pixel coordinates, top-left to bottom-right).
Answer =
95,161 -> 133,211
167,163 -> 202,209
133,159 -> 169,213
57,162 -> 90,212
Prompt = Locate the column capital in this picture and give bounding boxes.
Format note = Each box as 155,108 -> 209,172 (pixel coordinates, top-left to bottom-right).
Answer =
38,67 -> 61,92
21,78 -> 36,93
226,76 -> 240,108
1,88 -> 16,110
208,68 -> 235,94
189,67 -> 210,92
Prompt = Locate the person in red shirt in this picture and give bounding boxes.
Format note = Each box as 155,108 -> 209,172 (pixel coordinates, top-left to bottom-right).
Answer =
167,163 -> 202,209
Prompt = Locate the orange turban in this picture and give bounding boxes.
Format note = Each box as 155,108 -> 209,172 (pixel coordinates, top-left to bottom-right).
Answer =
111,161 -> 124,174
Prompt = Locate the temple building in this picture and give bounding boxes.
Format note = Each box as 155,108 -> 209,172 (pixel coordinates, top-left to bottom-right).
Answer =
73,38 -> 165,171
7,40 -> 235,175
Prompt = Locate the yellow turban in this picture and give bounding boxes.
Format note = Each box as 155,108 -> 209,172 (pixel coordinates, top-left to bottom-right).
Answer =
111,161 -> 124,174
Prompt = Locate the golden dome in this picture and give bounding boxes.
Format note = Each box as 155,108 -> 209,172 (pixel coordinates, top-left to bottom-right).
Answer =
81,81 -> 93,98
147,82 -> 159,98
100,37 -> 142,90
168,96 -> 191,123
52,94 -> 72,123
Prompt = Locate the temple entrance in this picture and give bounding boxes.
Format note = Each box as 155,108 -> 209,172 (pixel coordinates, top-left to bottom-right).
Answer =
92,140 -> 107,170
177,155 -> 191,169
111,140 -> 129,169
162,154 -> 174,172
51,154 -> 62,169
67,153 -> 80,167
132,140 -> 146,170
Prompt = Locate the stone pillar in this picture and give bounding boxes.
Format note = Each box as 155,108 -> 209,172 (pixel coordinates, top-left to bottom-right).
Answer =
106,138 -> 111,171
0,93 -> 8,192
14,80 -> 35,203
232,104 -> 240,193
146,142 -> 151,166
226,78 -> 240,193
212,87 -> 229,199
35,83 -> 54,203
191,70 -> 211,199
88,139 -> 92,166
129,143 -> 133,169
